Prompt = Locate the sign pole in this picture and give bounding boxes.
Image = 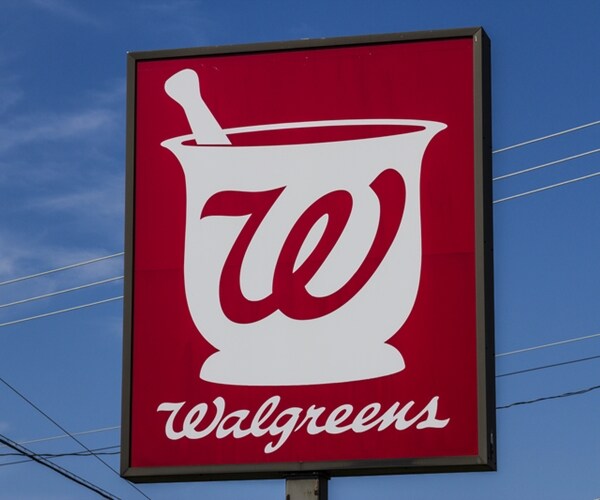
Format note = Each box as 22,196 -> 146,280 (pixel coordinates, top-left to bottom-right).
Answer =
285,475 -> 329,500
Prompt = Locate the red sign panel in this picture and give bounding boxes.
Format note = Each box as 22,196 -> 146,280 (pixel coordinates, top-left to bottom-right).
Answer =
122,28 -> 494,481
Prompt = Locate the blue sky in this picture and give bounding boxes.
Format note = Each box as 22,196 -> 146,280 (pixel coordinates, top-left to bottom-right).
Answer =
0,0 -> 599,499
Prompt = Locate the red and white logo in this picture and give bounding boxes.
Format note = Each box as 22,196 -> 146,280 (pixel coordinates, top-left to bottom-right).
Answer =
162,69 -> 446,386
124,32 -> 493,480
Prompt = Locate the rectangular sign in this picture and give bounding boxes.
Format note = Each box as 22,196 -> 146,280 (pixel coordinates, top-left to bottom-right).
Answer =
121,27 -> 494,482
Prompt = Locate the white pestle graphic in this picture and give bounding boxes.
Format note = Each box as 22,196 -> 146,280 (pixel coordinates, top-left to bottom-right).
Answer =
161,68 -> 447,386
164,69 -> 231,145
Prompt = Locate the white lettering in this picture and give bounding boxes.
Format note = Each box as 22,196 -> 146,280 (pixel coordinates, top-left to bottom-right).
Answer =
351,403 -> 381,432
157,402 -> 186,440
265,406 -> 303,453
250,396 -> 280,437
216,409 -> 251,438
324,404 -> 354,434
157,395 -> 449,454
295,404 -> 327,435
416,396 -> 450,429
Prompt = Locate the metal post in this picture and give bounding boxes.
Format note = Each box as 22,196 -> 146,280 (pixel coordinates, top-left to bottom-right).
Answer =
285,475 -> 328,500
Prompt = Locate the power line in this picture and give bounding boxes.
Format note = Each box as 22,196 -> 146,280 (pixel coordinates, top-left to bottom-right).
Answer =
496,332 -> 600,357
0,445 -> 120,460
0,169 -> 592,322
493,171 -> 600,204
497,384 -> 600,410
0,132 -> 595,329
0,458 -> 36,468
493,148 -> 600,181
0,296 -> 124,328
492,120 -> 600,154
0,432 -> 118,500
0,426 -> 121,450
0,452 -> 120,467
0,376 -> 151,500
13,352 -> 597,453
0,276 -> 124,310
0,121 -> 595,292
0,297 -> 597,362
0,252 -> 124,287
497,354 -> 600,378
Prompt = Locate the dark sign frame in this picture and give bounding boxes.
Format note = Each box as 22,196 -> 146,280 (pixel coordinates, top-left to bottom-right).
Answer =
121,26 -> 494,483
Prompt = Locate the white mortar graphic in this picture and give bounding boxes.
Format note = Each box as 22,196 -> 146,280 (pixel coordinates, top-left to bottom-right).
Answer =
161,69 -> 446,386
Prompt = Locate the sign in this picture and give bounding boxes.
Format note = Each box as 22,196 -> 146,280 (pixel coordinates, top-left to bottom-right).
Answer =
121,27 -> 495,482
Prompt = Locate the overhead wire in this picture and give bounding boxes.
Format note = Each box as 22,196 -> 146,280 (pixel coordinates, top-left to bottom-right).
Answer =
1,375 -> 598,473
0,376 -> 598,467
0,426 -> 120,450
0,252 -> 124,287
8,341 -> 600,451
0,119 -> 595,289
493,171 -> 600,204
0,276 -> 123,310
492,119 -> 600,154
491,119 -> 600,201
2,172 -> 599,326
1,167 -> 594,322
497,384 -> 600,409
0,432 -> 119,499
0,447 -> 119,468
497,354 -> 600,378
493,148 -> 600,181
0,445 -> 120,460
0,376 -> 151,500
0,101 -> 595,500
0,296 -> 124,328
496,332 -> 600,357
0,122 -> 597,473
0,453 -> 120,468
